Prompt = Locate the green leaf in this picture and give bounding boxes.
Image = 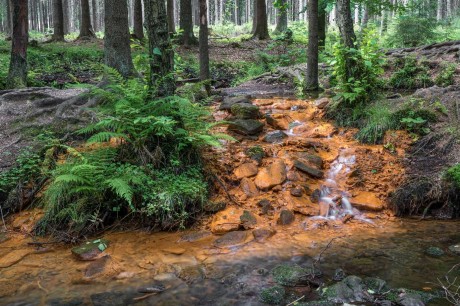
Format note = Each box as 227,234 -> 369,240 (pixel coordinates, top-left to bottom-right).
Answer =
153,47 -> 162,56
98,243 -> 107,252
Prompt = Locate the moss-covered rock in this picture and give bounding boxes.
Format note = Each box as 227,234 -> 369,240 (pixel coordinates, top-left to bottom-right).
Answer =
259,285 -> 285,305
425,246 -> 445,257
245,146 -> 265,163
71,238 -> 109,261
240,210 -> 257,229
271,263 -> 315,286
230,103 -> 260,119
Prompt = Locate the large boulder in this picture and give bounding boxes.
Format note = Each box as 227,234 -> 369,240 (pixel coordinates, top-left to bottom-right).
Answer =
323,276 -> 371,304
254,160 -> 287,190
271,263 -> 321,286
210,207 -> 243,234
71,238 -> 109,261
228,119 -> 264,135
266,113 -> 291,130
230,103 -> 260,119
233,163 -> 258,179
294,160 -> 324,179
264,130 -> 288,143
219,96 -> 251,111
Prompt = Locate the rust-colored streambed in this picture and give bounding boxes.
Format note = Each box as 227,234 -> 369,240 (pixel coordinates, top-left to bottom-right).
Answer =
0,98 -> 459,305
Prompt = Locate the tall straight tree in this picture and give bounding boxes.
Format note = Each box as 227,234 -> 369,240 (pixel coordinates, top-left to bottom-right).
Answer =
133,0 -> 144,39
305,0 -> 319,90
318,0 -> 326,49
105,0 -> 135,78
179,0 -> 198,45
167,0 -> 175,34
52,0 -> 65,41
274,0 -> 288,34
7,0 -> 28,88
336,0 -> 356,49
199,0 -> 210,92
143,0 -> 175,96
252,0 -> 269,39
78,0 -> 95,39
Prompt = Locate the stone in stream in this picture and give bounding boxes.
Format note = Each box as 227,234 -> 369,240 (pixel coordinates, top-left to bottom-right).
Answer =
271,263 -> 320,286
350,191 -> 385,212
333,268 -> 346,281
252,228 -> 276,242
264,130 -> 288,143
315,97 -> 331,109
228,119 -> 264,135
294,160 -> 324,179
257,199 -> 274,215
245,146 -> 265,164
310,188 -> 322,203
84,255 -> 112,278
259,285 -> 285,305
71,238 -> 109,261
323,275 -> 371,303
230,102 -> 260,119
213,231 -> 247,247
0,249 -> 34,268
254,160 -> 287,190
396,293 -> 426,306
364,277 -> 388,294
294,153 -> 324,169
448,243 -> 460,255
219,96 -> 251,111
210,207 -> 243,234
178,231 -> 212,242
265,113 -> 292,130
233,163 -> 258,179
240,210 -> 257,229
425,246 -> 445,257
137,283 -> 166,294
277,210 -> 295,225
240,177 -> 259,197
290,187 -> 303,197
90,291 -> 137,306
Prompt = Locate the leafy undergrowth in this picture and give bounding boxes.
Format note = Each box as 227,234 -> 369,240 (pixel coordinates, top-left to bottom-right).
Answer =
446,164 -> 460,188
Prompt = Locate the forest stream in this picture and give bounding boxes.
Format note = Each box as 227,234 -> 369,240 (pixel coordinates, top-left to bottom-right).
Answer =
1,97 -> 459,305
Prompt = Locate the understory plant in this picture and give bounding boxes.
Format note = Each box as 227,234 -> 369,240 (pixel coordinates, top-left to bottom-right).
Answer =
36,71 -> 231,239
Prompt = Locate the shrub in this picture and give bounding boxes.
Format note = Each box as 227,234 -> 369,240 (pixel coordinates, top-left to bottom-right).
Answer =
446,164 -> 460,188
389,57 -> 433,89
385,15 -> 437,47
355,103 -> 399,144
435,63 -> 456,87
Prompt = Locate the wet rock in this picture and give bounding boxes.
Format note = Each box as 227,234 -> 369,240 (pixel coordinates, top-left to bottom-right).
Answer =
271,263 -> 315,286
84,255 -> 111,278
257,199 -> 274,215
449,243 -> 460,255
214,231 -> 247,247
277,210 -> 295,225
252,228 -> 276,242
350,191 -> 384,212
90,291 -> 137,306
264,130 -> 288,143
240,177 -> 259,197
324,275 -> 371,303
294,160 -> 324,179
252,268 -> 269,276
162,247 -> 186,255
245,146 -> 265,164
71,238 -> 109,261
254,160 -> 287,190
333,268 -> 346,281
46,298 -> 85,306
210,207 -> 243,234
259,285 -> 285,305
220,96 -> 251,111
176,265 -> 205,284
0,249 -> 33,268
289,194 -> 318,216
310,189 -> 322,203
315,97 -> 330,109
425,246 -> 445,257
240,210 -> 257,229
230,103 -> 260,119
364,277 -> 388,294
265,113 -> 291,130
290,187 -> 303,197
397,293 -> 425,306
228,119 -> 264,135
203,200 -> 227,213
234,163 -> 258,179
179,231 -> 212,242
319,201 -> 330,217
137,283 -> 166,293
295,153 -> 324,169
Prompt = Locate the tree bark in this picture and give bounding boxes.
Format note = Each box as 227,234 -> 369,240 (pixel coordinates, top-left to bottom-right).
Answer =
179,0 -> 198,45
252,0 -> 269,39
52,0 -> 65,41
133,0 -> 144,39
104,0 -> 135,78
92,0 -> 98,32
7,0 -> 28,89
318,0 -> 326,49
78,0 -> 95,39
305,0 -> 319,91
143,0 -> 175,96
362,4 -> 369,27
6,0 -> 12,38
167,0 -> 175,34
336,0 -> 356,49
274,0 -> 288,34
199,0 -> 210,83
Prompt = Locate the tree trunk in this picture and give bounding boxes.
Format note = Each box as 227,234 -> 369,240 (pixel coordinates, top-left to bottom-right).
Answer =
104,0 -> 135,78
143,0 -> 175,96
7,0 -> 28,89
78,0 -> 95,39
52,0 -> 65,41
336,0 -> 356,49
179,0 -> 198,45
318,1 -> 326,49
199,0 -> 210,93
6,0 -> 12,38
251,0 -> 257,33
133,0 -> 144,39
252,0 -> 269,39
92,0 -> 98,32
167,0 -> 175,34
274,0 -> 288,34
305,0 -> 319,91
362,4 -> 369,27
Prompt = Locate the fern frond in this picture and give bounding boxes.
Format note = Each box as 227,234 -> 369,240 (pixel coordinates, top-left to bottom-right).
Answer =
105,178 -> 133,205
54,174 -> 89,185
87,132 -> 128,144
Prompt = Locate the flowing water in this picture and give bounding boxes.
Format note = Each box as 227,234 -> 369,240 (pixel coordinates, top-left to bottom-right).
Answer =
0,98 -> 459,305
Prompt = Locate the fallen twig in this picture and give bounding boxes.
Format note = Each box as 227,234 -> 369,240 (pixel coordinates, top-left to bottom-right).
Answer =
286,295 -> 305,306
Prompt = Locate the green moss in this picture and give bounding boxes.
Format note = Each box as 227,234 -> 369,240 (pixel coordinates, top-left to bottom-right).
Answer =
446,164 -> 460,188
271,263 -> 310,286
259,285 -> 285,305
230,103 -> 260,119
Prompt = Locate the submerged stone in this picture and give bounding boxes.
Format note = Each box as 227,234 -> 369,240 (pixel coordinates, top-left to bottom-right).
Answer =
425,246 -> 445,257
271,263 -> 311,286
214,231 -> 247,247
323,275 -> 370,303
71,238 -> 109,261
252,228 -> 276,242
449,243 -> 460,255
228,119 -> 264,135
264,130 -> 288,143
179,231 -> 212,242
259,285 -> 285,305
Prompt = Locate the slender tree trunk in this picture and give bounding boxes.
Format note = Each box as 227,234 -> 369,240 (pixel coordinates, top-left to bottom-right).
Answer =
251,0 -> 257,33
52,0 -> 65,41
274,0 -> 288,34
179,0 -> 198,45
305,0 -> 319,91
92,0 -> 98,32
318,1 -> 326,49
252,0 -> 269,39
104,0 -> 135,78
6,0 -> 12,38
78,0 -> 95,39
167,0 -> 175,34
133,0 -> 144,39
199,0 -> 210,93
63,0 -> 69,34
143,0 -> 175,96
336,0 -> 356,49
7,0 -> 28,89
362,4 -> 369,27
